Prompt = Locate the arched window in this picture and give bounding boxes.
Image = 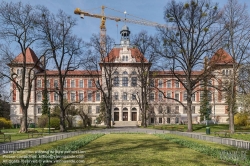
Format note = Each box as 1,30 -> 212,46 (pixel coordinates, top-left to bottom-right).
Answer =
123,71 -> 128,75
114,71 -> 119,75
132,107 -> 137,111
114,107 -> 119,111
123,107 -> 128,111
125,56 -> 128,61
131,71 -> 137,75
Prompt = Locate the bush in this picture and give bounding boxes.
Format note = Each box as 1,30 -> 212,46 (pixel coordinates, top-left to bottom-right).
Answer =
234,113 -> 249,126
38,115 -> 48,128
0,117 -> 12,129
46,117 -> 60,129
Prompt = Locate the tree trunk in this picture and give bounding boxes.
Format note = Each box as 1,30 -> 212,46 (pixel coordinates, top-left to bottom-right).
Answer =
187,95 -> 193,132
19,108 -> 28,133
60,109 -> 66,132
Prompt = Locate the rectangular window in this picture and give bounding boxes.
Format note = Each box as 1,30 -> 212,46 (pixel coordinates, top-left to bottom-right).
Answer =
114,77 -> 119,87
96,92 -> 100,101
175,92 -> 179,100
88,106 -> 92,113
123,92 -> 127,100
96,80 -> 101,88
37,92 -> 42,101
79,92 -> 84,101
96,106 -> 100,113
132,94 -> 136,100
88,79 -> 92,88
183,107 -> 187,114
37,107 -> 42,114
175,106 -> 179,113
175,80 -> 179,88
167,80 -> 171,88
71,93 -> 75,102
131,77 -> 137,87
54,80 -> 58,88
79,80 -> 83,88
150,93 -> 154,101
167,106 -> 171,113
71,80 -> 75,88
184,92 -> 187,101
159,118 -> 162,123
114,92 -> 119,100
192,106 -> 195,114
46,79 -> 50,88
192,94 -> 195,101
122,77 -> 128,86
150,79 -> 154,87
159,92 -> 163,100
63,93 -> 67,99
158,80 -> 163,88
88,92 -> 92,101
37,80 -> 41,88
64,80 -> 67,88
54,92 -> 58,101
167,92 -> 171,98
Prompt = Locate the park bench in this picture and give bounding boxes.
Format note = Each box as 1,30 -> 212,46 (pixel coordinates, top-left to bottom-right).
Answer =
27,129 -> 43,138
165,126 -> 175,131
177,127 -> 185,132
0,132 -> 11,142
214,130 -> 231,137
42,128 -> 55,133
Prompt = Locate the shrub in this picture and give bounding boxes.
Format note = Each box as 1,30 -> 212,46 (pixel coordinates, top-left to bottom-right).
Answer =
46,117 -> 60,129
234,113 -> 248,126
38,115 -> 48,128
0,117 -> 12,129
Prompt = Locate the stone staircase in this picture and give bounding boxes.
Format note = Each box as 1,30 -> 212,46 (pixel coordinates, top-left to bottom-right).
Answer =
113,121 -> 137,127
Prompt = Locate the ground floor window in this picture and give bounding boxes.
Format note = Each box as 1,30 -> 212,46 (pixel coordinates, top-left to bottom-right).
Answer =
167,118 -> 170,123
151,118 -> 154,124
159,118 -> 162,123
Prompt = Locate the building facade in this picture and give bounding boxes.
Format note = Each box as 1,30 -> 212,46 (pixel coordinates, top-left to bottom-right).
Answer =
9,26 -> 234,126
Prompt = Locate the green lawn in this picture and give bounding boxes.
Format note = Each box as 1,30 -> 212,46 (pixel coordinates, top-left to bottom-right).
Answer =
54,134 -> 232,166
0,126 -> 106,143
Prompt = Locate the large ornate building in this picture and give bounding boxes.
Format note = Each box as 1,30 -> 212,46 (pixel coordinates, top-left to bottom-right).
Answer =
9,26 -> 234,126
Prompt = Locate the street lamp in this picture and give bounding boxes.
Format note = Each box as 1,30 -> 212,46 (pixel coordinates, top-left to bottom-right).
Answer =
48,102 -> 51,134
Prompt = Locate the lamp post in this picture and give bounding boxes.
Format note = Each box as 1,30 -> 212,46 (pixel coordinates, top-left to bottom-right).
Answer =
48,103 -> 51,134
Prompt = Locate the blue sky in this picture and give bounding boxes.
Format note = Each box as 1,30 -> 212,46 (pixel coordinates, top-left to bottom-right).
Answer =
6,0 -> 250,44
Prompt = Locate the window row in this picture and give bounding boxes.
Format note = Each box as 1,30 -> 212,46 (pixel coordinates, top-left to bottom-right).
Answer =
36,91 -> 101,102
36,79 -> 97,88
113,77 -> 137,87
113,92 -> 137,101
37,105 -> 100,114
157,105 -> 196,114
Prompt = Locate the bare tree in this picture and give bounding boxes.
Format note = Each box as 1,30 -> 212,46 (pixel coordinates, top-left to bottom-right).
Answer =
156,0 -> 225,132
220,0 -> 250,133
83,34 -> 116,128
130,31 -> 159,127
0,2 -> 42,132
37,7 -> 83,132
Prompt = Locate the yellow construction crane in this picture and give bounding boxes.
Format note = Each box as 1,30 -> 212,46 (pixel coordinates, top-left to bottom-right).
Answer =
74,6 -> 168,40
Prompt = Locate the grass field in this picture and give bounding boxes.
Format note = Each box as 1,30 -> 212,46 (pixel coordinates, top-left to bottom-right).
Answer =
53,134 -> 233,166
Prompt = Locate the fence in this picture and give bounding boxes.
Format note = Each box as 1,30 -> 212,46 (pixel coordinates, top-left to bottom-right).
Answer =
0,131 -> 85,154
169,131 -> 250,150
